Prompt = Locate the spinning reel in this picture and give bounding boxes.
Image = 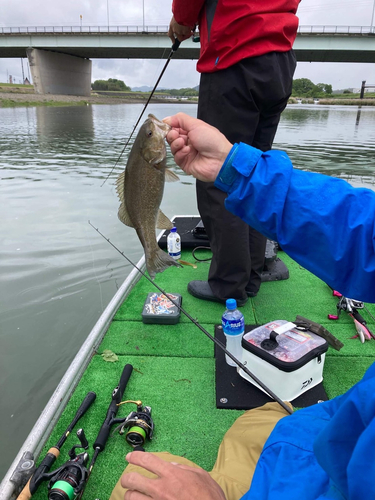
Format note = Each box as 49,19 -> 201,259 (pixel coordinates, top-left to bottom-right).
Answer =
43,429 -> 89,500
113,400 -> 154,449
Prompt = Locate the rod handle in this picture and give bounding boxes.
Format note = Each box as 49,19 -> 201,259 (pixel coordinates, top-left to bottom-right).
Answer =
93,365 -> 133,451
69,391 -> 97,431
16,448 -> 59,500
172,38 -> 181,52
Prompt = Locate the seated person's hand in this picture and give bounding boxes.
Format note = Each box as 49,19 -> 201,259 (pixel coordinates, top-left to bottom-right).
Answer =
122,451 -> 227,500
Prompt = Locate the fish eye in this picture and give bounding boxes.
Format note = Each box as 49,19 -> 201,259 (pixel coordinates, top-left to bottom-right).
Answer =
148,131 -> 153,137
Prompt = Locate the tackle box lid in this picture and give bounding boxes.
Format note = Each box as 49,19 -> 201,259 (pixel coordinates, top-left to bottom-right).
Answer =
242,320 -> 328,372
142,292 -> 182,324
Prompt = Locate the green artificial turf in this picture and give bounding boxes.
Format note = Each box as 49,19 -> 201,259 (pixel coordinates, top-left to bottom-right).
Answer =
31,248 -> 375,500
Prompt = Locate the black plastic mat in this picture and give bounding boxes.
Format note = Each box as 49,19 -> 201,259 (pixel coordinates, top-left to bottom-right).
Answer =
215,325 -> 329,410
159,216 -> 206,249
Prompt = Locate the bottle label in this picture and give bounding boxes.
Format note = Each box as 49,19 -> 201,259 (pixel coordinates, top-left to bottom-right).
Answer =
167,235 -> 181,259
222,316 -> 245,336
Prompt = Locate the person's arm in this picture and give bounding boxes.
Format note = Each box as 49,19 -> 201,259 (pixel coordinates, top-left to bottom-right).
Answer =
164,113 -> 375,303
215,143 -> 375,303
121,451 -> 226,500
172,0 -> 206,27
168,0 -> 205,43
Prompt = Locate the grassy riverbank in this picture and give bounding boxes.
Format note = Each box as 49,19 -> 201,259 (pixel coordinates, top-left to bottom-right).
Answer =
1,83 -> 374,108
0,83 -> 197,108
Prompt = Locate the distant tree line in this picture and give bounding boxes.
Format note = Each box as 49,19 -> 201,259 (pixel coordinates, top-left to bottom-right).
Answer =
167,88 -> 199,97
292,78 -> 333,97
92,79 -> 130,91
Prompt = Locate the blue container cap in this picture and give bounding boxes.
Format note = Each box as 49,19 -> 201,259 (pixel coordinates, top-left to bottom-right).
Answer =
170,227 -> 177,233
226,298 -> 237,310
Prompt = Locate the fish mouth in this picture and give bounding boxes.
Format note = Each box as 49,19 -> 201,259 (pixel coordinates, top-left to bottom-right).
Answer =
148,114 -> 171,138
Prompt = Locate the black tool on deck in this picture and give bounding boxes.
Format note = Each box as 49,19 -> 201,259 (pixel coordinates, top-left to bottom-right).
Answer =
88,221 -> 293,416
16,392 -> 96,500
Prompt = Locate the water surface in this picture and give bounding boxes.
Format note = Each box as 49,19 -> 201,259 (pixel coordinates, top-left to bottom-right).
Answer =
1,102 -> 374,479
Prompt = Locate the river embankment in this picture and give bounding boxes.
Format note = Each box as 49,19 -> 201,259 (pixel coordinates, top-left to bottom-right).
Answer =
1,85 -> 374,108
0,85 -> 198,108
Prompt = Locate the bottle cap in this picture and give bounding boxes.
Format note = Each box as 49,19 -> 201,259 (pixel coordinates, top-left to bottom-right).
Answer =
226,298 -> 237,310
170,227 -> 177,233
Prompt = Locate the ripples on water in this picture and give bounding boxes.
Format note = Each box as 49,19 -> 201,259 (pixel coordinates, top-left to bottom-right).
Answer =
0,102 -> 374,478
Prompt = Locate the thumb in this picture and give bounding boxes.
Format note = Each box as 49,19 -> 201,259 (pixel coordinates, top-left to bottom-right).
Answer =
163,112 -> 199,133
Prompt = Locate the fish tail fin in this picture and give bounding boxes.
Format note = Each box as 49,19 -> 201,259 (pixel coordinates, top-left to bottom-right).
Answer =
146,248 -> 182,279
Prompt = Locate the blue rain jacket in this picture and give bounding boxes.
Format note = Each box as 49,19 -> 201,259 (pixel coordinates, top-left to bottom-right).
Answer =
214,143 -> 375,303
240,361 -> 375,499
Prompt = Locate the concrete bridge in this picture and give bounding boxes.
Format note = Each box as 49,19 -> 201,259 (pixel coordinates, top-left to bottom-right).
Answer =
0,25 -> 374,95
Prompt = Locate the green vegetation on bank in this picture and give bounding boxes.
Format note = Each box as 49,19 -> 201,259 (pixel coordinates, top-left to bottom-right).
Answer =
92,78 -> 130,91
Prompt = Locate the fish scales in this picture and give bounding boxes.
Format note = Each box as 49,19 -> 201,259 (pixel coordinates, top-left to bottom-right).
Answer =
116,114 -> 181,279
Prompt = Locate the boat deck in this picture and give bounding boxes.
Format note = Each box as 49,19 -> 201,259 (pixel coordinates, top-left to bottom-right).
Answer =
30,247 -> 375,500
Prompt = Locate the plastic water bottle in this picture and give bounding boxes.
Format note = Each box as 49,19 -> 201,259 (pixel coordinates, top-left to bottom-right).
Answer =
167,226 -> 181,260
222,299 -> 245,367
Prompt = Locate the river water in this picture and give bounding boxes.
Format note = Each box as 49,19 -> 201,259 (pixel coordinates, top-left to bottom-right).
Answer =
0,102 -> 374,479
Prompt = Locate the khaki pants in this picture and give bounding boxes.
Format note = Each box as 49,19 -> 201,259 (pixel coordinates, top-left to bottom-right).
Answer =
110,402 -> 292,500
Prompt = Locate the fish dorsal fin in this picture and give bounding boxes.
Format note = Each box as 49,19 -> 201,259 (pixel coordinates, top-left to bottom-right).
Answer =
165,168 -> 180,182
116,171 -> 134,228
156,209 -> 173,230
116,171 -> 125,202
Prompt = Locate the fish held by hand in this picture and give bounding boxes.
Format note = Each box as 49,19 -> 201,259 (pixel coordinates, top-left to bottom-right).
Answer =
116,114 -> 182,279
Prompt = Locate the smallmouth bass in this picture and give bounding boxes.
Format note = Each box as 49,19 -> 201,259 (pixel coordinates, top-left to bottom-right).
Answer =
116,114 -> 182,279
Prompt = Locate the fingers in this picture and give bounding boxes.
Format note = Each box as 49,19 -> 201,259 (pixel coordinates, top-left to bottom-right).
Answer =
163,113 -> 199,133
166,133 -> 188,153
125,452 -> 170,478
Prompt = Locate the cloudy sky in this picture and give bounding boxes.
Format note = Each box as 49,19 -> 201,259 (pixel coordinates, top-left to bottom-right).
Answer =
1,0 -> 375,90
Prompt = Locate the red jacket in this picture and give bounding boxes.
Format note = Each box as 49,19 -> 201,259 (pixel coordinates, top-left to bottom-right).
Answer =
172,0 -> 300,73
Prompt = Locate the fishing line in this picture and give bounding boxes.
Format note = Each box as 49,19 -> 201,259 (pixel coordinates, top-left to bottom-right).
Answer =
89,221 -> 293,415
101,39 -> 181,188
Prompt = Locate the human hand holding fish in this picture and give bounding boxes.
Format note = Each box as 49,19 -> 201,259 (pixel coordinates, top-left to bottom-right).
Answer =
163,113 -> 232,183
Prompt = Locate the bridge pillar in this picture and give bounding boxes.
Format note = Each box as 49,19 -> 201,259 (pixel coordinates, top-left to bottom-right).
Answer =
26,48 -> 92,96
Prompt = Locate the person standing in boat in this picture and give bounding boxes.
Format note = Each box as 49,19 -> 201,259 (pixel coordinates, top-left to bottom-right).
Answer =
168,0 -> 300,307
109,112 -> 375,500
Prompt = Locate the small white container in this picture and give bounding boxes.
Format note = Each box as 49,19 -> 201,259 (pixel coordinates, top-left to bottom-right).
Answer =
238,320 -> 328,401
167,227 -> 181,260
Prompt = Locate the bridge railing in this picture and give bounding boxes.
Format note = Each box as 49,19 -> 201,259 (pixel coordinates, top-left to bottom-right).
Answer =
0,24 -> 374,35
0,25 -> 169,34
298,25 -> 375,34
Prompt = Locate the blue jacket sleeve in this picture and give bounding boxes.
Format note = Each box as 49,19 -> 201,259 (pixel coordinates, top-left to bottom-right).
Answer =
214,143 -> 375,303
240,362 -> 375,500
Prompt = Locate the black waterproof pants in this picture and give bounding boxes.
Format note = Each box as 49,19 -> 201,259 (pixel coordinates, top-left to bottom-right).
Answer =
197,50 -> 296,302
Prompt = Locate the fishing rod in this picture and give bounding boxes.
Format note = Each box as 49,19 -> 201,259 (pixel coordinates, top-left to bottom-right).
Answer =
89,221 -> 293,415
17,391 -> 96,500
101,38 -> 181,187
76,363 -> 134,499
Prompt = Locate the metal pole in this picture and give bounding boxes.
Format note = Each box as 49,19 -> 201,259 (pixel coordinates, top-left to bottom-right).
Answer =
142,0 -> 145,31
107,0 -> 109,28
20,58 -> 25,83
360,80 -> 366,99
